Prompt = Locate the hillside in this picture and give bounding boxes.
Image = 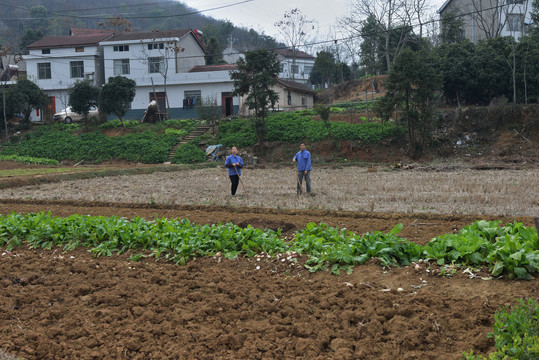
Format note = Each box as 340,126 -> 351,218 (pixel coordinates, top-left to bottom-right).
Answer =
0,0 -> 278,52
316,76 -> 387,103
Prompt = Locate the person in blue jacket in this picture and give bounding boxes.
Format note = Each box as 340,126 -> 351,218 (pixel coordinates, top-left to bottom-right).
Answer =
292,142 -> 312,195
225,146 -> 244,196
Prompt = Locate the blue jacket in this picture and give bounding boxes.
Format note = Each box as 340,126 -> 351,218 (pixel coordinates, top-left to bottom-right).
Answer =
225,154 -> 243,176
293,150 -> 311,171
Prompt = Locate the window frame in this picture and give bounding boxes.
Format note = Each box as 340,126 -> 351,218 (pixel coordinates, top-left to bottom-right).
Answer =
70,61 -> 85,78
148,57 -> 164,74
37,62 -> 51,79
113,59 -> 130,75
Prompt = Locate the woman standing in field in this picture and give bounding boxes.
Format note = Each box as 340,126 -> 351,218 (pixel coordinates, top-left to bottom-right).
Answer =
225,146 -> 244,196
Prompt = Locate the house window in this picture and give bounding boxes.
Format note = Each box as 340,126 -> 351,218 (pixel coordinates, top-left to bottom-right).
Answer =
184,90 -> 201,108
70,61 -> 84,78
302,96 -> 306,106
148,57 -> 164,73
506,0 -> 524,3
37,63 -> 51,79
114,59 -> 130,75
75,47 -> 84,52
507,13 -> 524,32
113,45 -> 130,52
287,91 -> 292,105
147,43 -> 164,50
291,64 -> 299,74
42,49 -> 50,54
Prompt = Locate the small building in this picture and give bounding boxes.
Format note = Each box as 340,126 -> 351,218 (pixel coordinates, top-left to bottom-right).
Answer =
238,78 -> 315,116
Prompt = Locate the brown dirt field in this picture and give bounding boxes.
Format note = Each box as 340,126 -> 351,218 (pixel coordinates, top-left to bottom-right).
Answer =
0,159 -> 538,360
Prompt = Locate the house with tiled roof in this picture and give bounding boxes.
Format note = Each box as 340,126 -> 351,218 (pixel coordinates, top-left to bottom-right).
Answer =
274,49 -> 315,85
223,46 -> 315,85
24,31 -> 115,121
25,28 -> 315,122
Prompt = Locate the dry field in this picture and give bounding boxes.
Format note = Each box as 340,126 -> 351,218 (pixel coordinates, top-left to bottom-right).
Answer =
1,164 -> 538,360
1,166 -> 537,216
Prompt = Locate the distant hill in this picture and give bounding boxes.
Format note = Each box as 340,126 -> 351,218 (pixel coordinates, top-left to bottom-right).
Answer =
0,0 -> 279,53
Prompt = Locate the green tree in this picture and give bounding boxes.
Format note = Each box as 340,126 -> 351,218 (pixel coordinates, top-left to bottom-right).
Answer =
68,81 -> 100,127
230,49 -> 280,146
98,76 -> 136,127
29,6 -> 49,32
359,15 -> 386,75
516,33 -> 539,103
472,37 -> 512,103
440,10 -> 465,45
438,40 -> 476,106
309,51 -> 337,88
19,30 -> 44,50
205,37 -> 224,65
7,79 -> 48,127
384,48 -> 442,158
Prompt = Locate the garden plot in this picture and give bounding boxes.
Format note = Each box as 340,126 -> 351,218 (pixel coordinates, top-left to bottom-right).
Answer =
1,167 -> 537,216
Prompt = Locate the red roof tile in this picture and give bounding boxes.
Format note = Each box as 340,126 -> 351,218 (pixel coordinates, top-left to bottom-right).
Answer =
26,33 -> 114,49
275,49 -> 315,60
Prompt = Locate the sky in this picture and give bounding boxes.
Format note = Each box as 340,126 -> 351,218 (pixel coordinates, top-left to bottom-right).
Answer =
181,0 -> 448,41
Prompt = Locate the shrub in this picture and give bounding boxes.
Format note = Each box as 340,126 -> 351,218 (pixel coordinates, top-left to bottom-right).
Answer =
463,298 -> 539,360
218,118 -> 257,147
164,128 -> 188,137
98,119 -> 141,129
172,143 -> 206,164
0,128 -> 176,164
0,154 -> 59,165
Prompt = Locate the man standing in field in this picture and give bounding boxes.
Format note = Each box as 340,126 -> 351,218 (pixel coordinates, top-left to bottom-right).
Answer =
293,142 -> 312,195
225,146 -> 244,196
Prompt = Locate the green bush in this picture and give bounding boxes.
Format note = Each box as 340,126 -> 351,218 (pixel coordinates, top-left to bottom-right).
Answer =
218,118 -> 257,147
165,128 -> 188,137
0,128 -> 176,164
98,119 -> 141,129
0,154 -> 59,165
171,143 -> 206,164
463,298 -> 539,360
163,119 -> 199,132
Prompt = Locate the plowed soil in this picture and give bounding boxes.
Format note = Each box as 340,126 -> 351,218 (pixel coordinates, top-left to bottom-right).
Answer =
1,161 -> 538,360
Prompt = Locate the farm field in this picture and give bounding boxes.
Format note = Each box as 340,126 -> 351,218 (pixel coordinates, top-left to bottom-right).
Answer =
0,162 -> 538,360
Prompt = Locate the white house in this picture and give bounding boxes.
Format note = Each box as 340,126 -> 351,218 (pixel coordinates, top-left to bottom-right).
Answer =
24,28 -> 241,121
24,30 -> 115,121
438,0 -> 534,43
99,29 -> 239,119
274,49 -> 315,85
223,46 -> 316,85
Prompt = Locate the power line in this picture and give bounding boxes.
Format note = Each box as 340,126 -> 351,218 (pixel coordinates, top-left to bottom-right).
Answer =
0,0 -> 255,21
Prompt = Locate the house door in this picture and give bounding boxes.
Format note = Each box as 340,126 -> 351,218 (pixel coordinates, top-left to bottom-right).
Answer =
149,92 -> 166,118
42,96 -> 55,122
221,92 -> 233,117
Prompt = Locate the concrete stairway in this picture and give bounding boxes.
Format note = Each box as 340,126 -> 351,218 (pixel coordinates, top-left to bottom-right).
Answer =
167,124 -> 211,161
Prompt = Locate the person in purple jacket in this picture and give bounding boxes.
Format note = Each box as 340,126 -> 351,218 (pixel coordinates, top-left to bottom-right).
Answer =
292,142 -> 312,195
224,146 -> 244,196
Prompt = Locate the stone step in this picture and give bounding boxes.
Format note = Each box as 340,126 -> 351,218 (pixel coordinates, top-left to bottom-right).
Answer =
166,124 -> 211,161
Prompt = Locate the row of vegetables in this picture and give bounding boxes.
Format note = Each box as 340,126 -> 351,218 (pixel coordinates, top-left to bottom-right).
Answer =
0,212 -> 537,279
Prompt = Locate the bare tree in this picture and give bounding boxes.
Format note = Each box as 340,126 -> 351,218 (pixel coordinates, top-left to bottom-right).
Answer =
138,30 -> 185,119
401,0 -> 432,39
274,8 -> 317,80
340,0 -> 409,71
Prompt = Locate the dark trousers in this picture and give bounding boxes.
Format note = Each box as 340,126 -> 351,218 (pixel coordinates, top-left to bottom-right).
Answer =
297,171 -> 311,194
229,175 -> 239,195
